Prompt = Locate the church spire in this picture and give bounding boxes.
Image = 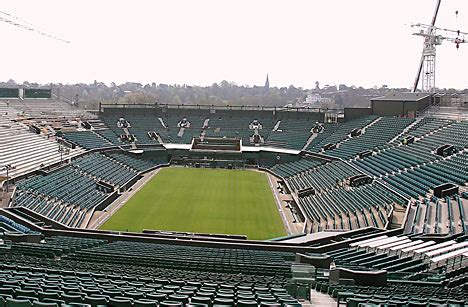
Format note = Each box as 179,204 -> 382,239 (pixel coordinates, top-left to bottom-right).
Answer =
264,73 -> 270,90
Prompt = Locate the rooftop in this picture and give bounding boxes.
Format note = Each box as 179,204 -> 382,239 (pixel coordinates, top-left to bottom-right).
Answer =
371,92 -> 432,102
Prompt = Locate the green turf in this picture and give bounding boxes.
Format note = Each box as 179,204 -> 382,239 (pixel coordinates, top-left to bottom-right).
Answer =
100,167 -> 287,240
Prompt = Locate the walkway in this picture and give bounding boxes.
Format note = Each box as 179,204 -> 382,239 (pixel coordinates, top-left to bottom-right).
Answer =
309,289 -> 337,307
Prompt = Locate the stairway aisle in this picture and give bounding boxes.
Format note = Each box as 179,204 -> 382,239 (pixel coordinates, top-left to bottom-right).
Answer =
309,288 -> 337,306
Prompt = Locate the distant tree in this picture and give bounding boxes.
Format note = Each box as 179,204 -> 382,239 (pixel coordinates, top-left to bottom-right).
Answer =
172,95 -> 182,104
334,94 -> 344,106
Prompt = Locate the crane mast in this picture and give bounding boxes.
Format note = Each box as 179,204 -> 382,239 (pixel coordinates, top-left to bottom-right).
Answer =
412,0 -> 441,93
411,0 -> 467,92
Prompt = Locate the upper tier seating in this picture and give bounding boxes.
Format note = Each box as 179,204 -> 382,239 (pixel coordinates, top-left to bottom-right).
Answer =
269,158 -> 324,178
3,99 -> 91,119
105,152 -> 164,172
94,129 -> 124,145
350,120 -> 467,207
0,103 -> 85,178
284,161 -> 361,192
396,117 -> 450,142
62,131 -> 114,149
326,117 -> 415,159
306,116 -> 378,152
72,153 -> 138,187
100,108 -> 322,148
264,118 -> 315,149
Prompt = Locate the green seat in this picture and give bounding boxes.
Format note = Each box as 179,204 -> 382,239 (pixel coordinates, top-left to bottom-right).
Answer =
348,298 -> 368,307
108,298 -> 133,307
133,299 -> 158,307
15,291 -> 36,298
146,293 -> 166,301
41,299 -> 64,306
336,291 -> 354,306
237,300 -> 257,307
15,298 -> 37,303
83,296 -> 108,307
61,294 -> 83,304
37,292 -> 61,301
237,295 -> 255,301
447,299 -> 464,307
215,293 -> 234,300
65,304 -> 91,307
124,292 -> 144,300
102,290 -> 122,298
213,298 -> 234,306
190,296 -> 211,305
157,290 -> 174,296
388,300 -> 407,307
159,301 -> 182,307
168,295 -> 189,304
0,289 -> 16,297
6,298 -> 32,307
32,302 -> 58,307
257,295 -> 276,302
197,292 -> 215,299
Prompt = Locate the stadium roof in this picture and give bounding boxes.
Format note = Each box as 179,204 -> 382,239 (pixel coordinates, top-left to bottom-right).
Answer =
371,92 -> 432,102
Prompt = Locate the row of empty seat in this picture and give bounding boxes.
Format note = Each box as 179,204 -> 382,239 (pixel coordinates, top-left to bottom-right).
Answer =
12,151 -> 168,227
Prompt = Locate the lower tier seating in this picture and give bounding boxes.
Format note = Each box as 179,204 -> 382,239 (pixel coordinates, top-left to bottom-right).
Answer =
299,183 -> 404,232
0,232 -> 302,306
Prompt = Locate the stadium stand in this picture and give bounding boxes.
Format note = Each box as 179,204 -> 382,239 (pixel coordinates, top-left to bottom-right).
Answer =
94,129 -> 124,145
3,99 -> 91,118
306,115 -> 378,153
280,160 -> 362,192
11,150 -> 168,227
62,131 -> 114,150
0,210 -> 309,306
325,117 -> 415,159
1,100 -> 468,306
104,152 -> 163,172
315,233 -> 468,306
72,153 -> 139,187
0,103 -> 85,178
268,158 -> 324,178
0,209 -> 467,306
395,117 -> 451,142
299,183 -> 404,232
14,165 -> 110,227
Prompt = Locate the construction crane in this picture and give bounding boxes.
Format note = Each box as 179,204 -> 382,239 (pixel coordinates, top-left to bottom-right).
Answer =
0,9 -> 70,44
411,0 -> 467,93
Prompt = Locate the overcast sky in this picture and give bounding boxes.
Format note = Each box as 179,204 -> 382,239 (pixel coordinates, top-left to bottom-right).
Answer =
0,0 -> 467,89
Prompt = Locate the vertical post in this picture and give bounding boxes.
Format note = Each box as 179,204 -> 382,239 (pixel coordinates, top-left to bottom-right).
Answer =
5,167 -> 8,193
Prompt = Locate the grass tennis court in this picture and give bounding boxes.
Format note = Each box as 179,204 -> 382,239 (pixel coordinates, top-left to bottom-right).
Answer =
100,167 -> 287,240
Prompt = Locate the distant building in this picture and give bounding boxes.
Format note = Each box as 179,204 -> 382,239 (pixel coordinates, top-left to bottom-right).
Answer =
305,93 -> 332,105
